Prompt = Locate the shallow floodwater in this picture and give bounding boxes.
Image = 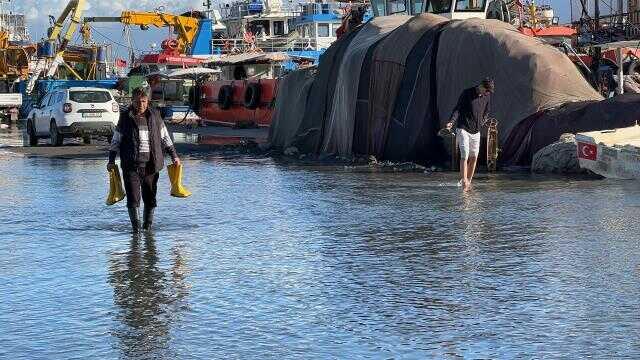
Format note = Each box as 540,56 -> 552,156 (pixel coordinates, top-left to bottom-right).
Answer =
1,128 -> 640,359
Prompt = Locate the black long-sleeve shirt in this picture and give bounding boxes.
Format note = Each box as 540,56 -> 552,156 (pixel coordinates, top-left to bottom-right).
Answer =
449,87 -> 491,134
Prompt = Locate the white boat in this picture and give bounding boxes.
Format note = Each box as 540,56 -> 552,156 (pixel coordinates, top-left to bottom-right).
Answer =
576,124 -> 640,179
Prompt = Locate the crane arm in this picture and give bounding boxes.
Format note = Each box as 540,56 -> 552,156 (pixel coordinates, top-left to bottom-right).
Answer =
0,31 -> 8,49
84,11 -> 200,53
48,0 -> 86,50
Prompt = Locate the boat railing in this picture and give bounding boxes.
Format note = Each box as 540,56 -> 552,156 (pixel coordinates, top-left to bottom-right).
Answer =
211,37 -> 318,54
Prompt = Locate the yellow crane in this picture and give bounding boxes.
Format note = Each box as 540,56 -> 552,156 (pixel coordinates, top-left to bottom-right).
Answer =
83,11 -> 201,54
26,0 -> 86,93
0,31 -> 8,49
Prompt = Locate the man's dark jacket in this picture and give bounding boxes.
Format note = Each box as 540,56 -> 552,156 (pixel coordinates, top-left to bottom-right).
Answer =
108,108 -> 173,173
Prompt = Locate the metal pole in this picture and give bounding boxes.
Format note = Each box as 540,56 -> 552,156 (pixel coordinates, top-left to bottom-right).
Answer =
617,47 -> 624,95
594,0 -> 600,30
593,0 -> 602,76
570,0 -> 574,23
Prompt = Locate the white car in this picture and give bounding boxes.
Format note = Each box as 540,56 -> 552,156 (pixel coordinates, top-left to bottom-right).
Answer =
26,87 -> 120,146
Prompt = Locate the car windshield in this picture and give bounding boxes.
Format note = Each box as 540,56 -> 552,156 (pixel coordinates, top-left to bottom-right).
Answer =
69,91 -> 112,103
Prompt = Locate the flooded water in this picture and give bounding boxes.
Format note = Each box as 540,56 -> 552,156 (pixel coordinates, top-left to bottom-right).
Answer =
1,127 -> 640,359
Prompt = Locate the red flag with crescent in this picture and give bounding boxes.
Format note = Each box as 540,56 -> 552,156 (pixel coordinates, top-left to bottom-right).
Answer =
577,142 -> 597,161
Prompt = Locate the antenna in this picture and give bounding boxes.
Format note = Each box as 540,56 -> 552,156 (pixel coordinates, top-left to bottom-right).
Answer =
203,0 -> 213,18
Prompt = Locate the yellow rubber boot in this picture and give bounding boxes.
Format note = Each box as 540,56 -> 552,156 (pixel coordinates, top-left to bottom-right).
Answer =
167,163 -> 192,198
106,167 -> 126,205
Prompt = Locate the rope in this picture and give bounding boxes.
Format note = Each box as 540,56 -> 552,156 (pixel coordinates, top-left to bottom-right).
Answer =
87,24 -> 144,53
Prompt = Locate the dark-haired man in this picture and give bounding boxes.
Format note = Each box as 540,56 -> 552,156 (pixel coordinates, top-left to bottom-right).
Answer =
107,87 -> 181,232
446,78 -> 494,191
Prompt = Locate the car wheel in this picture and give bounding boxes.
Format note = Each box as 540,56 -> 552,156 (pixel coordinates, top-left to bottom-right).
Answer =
27,119 -> 38,146
50,120 -> 63,147
82,135 -> 91,145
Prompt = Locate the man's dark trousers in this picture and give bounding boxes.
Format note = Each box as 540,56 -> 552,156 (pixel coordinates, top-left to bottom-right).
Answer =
122,165 -> 159,209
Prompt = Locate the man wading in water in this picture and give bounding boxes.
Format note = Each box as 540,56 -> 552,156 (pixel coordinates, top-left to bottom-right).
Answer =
446,78 -> 494,191
107,87 -> 181,232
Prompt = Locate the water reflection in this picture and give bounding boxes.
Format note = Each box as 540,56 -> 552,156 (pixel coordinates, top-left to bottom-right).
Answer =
108,233 -> 190,359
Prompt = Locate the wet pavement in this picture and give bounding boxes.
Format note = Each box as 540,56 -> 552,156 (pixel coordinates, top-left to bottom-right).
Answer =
1,127 -> 640,359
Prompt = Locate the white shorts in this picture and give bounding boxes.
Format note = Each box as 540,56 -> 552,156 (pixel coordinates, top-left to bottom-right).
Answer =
456,128 -> 480,160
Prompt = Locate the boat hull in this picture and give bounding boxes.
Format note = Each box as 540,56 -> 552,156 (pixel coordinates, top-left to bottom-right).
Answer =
198,79 -> 278,127
576,126 -> 640,179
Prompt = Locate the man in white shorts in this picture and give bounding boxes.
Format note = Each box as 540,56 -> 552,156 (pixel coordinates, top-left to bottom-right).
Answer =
446,78 -> 494,190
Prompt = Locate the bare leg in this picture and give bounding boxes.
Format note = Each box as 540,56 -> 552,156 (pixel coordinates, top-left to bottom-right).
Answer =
460,158 -> 469,189
466,156 -> 478,184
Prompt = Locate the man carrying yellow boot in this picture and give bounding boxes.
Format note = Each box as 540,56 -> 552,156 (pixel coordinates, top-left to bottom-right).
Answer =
107,87 -> 181,232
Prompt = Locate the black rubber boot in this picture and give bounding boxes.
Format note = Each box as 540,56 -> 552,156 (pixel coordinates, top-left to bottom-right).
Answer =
143,207 -> 155,231
128,207 -> 140,233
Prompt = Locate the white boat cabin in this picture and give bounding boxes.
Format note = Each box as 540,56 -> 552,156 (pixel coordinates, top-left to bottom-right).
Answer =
371,0 -> 490,19
294,2 -> 344,50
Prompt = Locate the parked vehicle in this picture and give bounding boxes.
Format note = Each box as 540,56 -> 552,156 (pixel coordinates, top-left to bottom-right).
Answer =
26,87 -> 120,146
0,93 -> 22,123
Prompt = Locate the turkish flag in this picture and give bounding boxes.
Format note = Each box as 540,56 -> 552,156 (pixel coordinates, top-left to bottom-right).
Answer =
577,142 -> 597,160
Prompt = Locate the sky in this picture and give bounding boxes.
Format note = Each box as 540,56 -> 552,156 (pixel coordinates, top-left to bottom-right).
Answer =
2,0 -> 608,60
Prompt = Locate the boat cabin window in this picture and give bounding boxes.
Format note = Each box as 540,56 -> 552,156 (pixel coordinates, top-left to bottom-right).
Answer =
455,0 -> 486,11
273,21 -> 285,36
233,66 -> 247,80
426,0 -> 452,13
371,0 -> 386,16
410,0 -> 423,14
332,23 -> 340,37
249,21 -> 270,36
318,23 -> 330,38
387,0 -> 407,14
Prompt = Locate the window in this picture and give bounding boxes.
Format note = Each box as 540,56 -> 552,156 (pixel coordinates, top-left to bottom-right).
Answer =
332,23 -> 340,37
47,93 -> 57,106
411,0 -> 423,14
39,94 -> 50,107
427,0 -> 451,13
455,0 -> 486,11
387,0 -> 407,14
372,0 -> 386,16
273,21 -> 285,35
317,23 -> 330,37
69,91 -> 112,103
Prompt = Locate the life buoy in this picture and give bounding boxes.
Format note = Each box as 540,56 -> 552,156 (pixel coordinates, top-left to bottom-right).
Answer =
217,85 -> 233,110
244,83 -> 261,109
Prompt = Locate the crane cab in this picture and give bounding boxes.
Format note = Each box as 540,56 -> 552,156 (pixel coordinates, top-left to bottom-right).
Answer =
371,0 -> 490,20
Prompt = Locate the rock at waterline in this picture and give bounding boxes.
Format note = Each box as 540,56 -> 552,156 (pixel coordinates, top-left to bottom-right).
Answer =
531,133 -> 586,174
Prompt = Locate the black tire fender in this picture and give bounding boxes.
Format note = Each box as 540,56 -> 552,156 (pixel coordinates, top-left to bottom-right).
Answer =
217,85 -> 234,110
244,83 -> 262,109
27,119 -> 38,146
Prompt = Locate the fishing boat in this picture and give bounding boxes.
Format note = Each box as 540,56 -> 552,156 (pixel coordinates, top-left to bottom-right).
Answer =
576,124 -> 640,179
194,0 -> 367,128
